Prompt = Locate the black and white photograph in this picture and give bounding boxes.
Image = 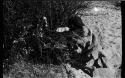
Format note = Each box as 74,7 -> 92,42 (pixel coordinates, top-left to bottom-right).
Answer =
3,0 -> 122,78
